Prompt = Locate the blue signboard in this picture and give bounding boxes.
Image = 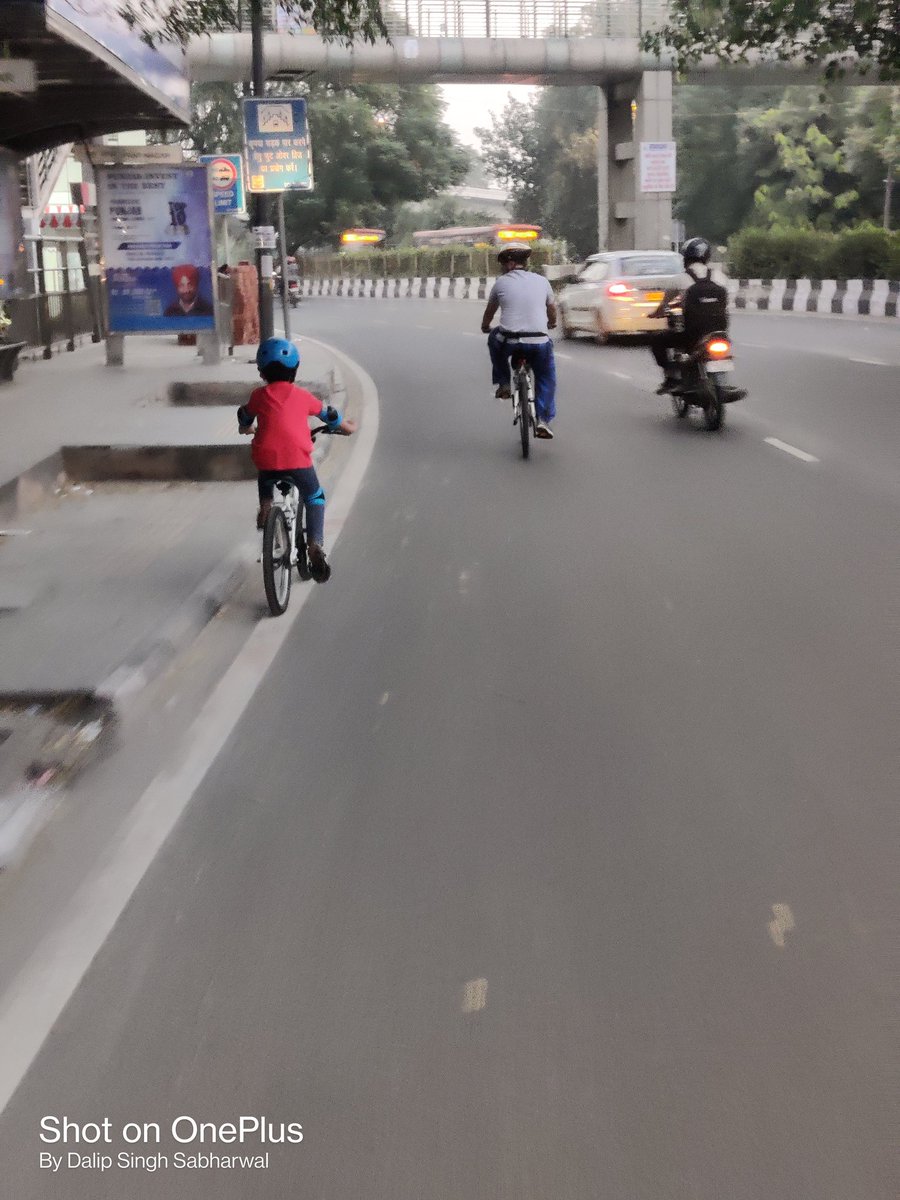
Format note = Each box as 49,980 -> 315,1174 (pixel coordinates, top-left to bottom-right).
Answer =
98,164 -> 216,334
45,0 -> 189,122
243,98 -> 313,194
200,154 -> 246,215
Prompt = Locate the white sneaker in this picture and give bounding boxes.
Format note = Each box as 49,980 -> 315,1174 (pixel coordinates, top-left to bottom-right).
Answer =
535,422 -> 554,439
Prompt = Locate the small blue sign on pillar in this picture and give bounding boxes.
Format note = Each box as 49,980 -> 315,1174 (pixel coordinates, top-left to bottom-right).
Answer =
243,98 -> 313,193
199,154 -> 245,214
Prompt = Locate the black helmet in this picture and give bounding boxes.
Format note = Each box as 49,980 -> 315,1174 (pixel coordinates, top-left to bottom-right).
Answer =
497,242 -> 532,265
682,237 -> 712,268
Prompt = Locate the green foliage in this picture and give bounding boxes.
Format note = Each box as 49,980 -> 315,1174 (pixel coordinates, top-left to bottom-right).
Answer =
726,228 -> 826,277
476,88 -> 599,258
675,85 -> 898,242
726,225 -> 900,277
119,0 -> 387,47
283,83 -> 469,247
822,225 -> 899,277
643,0 -> 898,81
298,244 -> 561,278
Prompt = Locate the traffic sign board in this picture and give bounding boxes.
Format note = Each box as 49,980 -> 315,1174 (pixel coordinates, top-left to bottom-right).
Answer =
242,99 -> 313,194
199,154 -> 245,214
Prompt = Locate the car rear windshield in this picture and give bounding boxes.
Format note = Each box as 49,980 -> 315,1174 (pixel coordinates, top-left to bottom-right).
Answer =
619,255 -> 682,277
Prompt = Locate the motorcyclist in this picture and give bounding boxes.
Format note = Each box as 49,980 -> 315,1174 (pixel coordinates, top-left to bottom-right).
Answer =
650,237 -> 730,395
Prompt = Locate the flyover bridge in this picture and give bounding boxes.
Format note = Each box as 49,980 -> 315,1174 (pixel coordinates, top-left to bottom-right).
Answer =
189,1 -> 834,253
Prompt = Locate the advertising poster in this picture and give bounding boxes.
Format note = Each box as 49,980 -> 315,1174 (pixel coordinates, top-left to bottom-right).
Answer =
97,164 -> 216,334
243,98 -> 313,193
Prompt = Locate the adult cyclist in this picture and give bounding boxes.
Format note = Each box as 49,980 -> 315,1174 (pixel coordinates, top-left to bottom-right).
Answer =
481,243 -> 558,439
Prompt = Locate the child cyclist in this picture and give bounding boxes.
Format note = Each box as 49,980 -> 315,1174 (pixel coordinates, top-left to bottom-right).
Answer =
238,337 -> 356,583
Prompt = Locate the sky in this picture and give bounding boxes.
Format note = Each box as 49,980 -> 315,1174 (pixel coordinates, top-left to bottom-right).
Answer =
439,83 -> 535,149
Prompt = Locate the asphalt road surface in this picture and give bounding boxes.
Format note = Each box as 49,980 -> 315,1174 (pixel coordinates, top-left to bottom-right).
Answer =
1,302 -> 896,1198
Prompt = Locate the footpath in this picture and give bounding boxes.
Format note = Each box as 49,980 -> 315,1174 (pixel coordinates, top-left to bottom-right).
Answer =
0,332 -> 348,864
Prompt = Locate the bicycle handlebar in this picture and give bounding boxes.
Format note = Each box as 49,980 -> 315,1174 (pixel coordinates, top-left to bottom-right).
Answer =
310,424 -> 351,440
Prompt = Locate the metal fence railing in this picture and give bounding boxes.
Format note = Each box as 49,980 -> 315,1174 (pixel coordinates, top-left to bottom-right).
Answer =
262,0 -> 669,39
383,0 -> 669,38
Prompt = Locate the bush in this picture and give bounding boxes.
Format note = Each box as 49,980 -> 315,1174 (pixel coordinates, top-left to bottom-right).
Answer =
297,243 -> 560,279
727,228 -> 829,279
822,226 -> 897,279
726,225 -> 900,279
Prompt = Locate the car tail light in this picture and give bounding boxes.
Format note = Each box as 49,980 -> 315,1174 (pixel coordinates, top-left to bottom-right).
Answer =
707,338 -> 731,358
607,281 -> 629,297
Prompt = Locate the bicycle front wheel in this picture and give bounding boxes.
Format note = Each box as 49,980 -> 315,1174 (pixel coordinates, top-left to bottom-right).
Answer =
262,507 -> 292,616
517,373 -> 530,459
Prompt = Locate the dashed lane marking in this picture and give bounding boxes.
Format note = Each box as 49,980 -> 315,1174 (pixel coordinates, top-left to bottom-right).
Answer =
462,978 -> 488,1013
848,356 -> 889,366
764,437 -> 819,464
768,904 -> 796,948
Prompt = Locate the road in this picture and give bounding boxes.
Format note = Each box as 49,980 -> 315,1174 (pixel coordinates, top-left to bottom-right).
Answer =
0,302 -> 896,1198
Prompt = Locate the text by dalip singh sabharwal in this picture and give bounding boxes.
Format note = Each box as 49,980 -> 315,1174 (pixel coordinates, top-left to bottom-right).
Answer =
39,1115 -> 303,1173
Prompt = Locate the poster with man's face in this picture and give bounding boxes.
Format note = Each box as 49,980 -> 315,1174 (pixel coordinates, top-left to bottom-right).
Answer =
97,164 -> 215,333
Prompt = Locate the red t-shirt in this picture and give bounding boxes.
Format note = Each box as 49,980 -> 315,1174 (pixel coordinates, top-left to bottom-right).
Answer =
244,381 -> 325,471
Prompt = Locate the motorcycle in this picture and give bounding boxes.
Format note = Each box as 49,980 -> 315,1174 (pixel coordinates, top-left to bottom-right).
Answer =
657,294 -> 746,431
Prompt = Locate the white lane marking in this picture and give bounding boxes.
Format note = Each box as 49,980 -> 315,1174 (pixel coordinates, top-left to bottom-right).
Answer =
0,340 -> 381,1119
462,978 -> 488,1013
848,356 -> 889,366
768,904 -> 796,948
379,692 -> 390,706
461,331 -> 481,338
764,437 -> 819,464
555,351 -> 574,361
414,323 -> 432,330
609,370 -> 633,381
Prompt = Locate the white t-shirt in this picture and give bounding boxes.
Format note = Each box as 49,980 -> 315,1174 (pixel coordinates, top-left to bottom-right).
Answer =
489,269 -> 554,338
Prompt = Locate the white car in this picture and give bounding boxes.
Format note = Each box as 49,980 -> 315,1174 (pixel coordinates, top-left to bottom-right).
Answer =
557,251 -> 686,343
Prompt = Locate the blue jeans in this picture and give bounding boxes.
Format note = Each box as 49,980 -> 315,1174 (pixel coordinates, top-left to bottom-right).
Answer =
488,329 -> 557,424
257,467 -> 325,546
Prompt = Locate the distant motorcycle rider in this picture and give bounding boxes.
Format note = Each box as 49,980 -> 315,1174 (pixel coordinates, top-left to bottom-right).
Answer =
650,237 -> 730,394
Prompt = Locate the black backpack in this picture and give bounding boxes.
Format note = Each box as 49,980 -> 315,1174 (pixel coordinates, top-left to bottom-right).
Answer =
682,276 -> 729,338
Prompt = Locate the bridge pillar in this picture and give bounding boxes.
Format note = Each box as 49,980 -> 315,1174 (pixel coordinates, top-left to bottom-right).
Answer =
604,71 -> 673,252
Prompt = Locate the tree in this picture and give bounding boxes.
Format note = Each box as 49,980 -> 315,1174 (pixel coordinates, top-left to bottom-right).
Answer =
118,0 -> 386,46
283,83 -> 469,247
740,88 -> 866,229
643,0 -> 898,82
477,88 -> 600,257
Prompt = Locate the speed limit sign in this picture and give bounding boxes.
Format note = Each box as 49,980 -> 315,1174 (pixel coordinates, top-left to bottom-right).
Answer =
199,154 -> 245,214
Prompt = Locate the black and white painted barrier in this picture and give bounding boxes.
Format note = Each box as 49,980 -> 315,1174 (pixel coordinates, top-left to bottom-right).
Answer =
298,273 -> 900,318
298,275 -> 498,301
725,278 -> 899,318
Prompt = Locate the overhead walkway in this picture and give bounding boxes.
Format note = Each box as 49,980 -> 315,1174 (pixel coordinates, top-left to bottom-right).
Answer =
188,1 -> 847,253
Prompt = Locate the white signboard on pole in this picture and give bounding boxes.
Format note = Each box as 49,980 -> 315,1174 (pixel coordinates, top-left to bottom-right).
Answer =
640,141 -> 677,194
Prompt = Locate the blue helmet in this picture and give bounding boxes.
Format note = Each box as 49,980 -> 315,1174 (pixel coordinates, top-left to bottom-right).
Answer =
256,337 -> 300,371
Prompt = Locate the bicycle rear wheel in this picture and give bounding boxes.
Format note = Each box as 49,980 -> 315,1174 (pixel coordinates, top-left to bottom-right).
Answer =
262,507 -> 292,616
517,372 -> 530,459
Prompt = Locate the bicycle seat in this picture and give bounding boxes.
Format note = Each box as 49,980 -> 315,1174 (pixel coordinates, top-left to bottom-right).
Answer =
275,480 -> 294,496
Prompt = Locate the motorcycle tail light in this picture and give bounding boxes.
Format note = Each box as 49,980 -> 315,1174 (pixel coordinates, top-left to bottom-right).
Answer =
607,281 -> 629,297
707,338 -> 731,357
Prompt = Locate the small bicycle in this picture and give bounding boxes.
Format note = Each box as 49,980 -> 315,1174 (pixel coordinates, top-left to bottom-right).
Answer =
510,349 -> 537,459
260,424 -> 346,616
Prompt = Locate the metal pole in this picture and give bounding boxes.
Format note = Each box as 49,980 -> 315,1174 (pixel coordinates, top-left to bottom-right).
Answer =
277,191 -> 291,339
883,165 -> 894,231
596,86 -> 609,252
251,0 -> 275,342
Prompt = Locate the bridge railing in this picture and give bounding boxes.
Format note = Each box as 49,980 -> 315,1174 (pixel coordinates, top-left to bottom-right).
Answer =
262,0 -> 670,39
383,0 -> 669,38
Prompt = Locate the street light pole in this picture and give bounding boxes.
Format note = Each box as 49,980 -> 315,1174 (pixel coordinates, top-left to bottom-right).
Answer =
251,0 -> 275,341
